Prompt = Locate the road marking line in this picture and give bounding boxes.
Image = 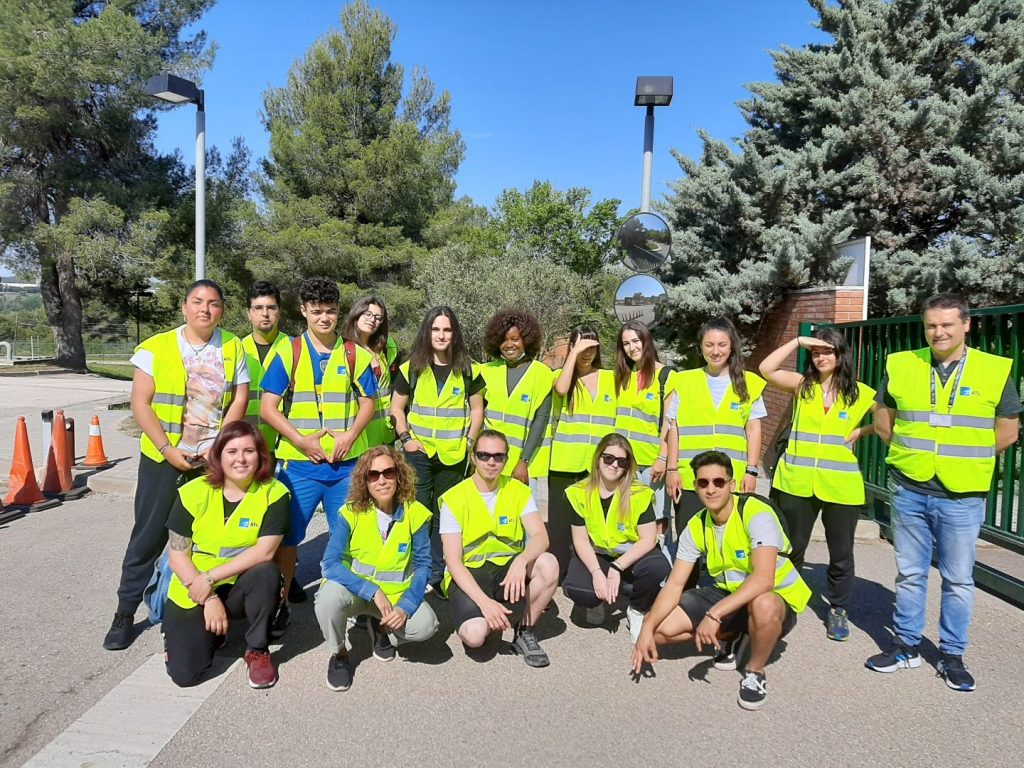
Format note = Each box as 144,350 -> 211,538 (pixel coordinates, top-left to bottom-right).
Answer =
23,654 -> 239,768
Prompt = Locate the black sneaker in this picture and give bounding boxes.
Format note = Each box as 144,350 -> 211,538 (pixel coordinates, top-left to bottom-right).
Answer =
713,633 -> 748,671
270,603 -> 289,640
287,578 -> 307,604
103,612 -> 134,650
937,653 -> 976,691
738,670 -> 768,711
367,618 -> 396,662
511,625 -> 550,668
865,641 -> 921,673
326,653 -> 353,692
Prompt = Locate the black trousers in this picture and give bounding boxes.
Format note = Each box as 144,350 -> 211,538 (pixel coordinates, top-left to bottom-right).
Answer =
774,489 -> 862,609
116,454 -> 203,615
546,470 -> 588,579
163,561 -> 281,687
406,450 -> 467,585
562,548 -> 671,612
673,489 -> 705,591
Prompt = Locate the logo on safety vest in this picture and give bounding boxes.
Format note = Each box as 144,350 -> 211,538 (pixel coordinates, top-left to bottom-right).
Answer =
452,387 -> 461,395
239,518 -> 252,528
617,523 -> 626,532
336,365 -> 347,375
838,411 -> 849,420
730,402 -> 740,410
397,542 -> 408,554
735,550 -> 746,559
604,395 -> 611,402
646,393 -> 655,401
499,515 -> 509,525
960,386 -> 972,396
520,394 -> 530,403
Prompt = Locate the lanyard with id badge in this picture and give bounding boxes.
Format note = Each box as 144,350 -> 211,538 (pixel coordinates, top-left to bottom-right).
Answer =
929,350 -> 967,428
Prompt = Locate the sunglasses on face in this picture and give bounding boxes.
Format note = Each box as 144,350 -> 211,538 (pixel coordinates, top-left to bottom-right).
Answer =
367,467 -> 397,483
474,451 -> 508,464
695,477 -> 729,489
600,453 -> 630,470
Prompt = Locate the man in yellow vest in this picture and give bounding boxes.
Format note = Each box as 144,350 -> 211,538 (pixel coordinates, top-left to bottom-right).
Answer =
866,293 -> 1020,692
241,281 -> 290,456
440,430 -> 559,667
632,451 -> 810,711
259,277 -> 378,631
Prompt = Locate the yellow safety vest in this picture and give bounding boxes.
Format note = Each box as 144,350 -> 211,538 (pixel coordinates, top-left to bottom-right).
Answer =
550,369 -> 618,473
275,336 -> 374,463
671,368 -> 767,489
614,367 -> 671,467
564,481 -> 654,557
886,348 -> 1011,493
772,381 -> 875,504
336,499 -> 432,602
402,361 -> 471,465
136,328 -> 243,463
167,476 -> 289,609
364,337 -> 399,448
439,476 -> 531,594
242,332 -> 293,452
479,360 -> 553,478
686,494 -> 810,612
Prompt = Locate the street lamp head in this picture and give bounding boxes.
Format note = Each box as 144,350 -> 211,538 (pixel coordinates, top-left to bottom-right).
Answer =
634,76 -> 673,107
146,73 -> 203,107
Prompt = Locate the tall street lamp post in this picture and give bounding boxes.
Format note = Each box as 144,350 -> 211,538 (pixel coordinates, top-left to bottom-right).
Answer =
634,76 -> 673,213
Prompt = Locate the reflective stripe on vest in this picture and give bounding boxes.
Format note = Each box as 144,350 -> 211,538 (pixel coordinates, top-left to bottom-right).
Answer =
403,362 -> 471,464
364,338 -> 398,448
613,369 -> 670,466
479,360 -> 553,478
564,481 -> 654,557
338,500 -> 431,601
242,333 -> 293,451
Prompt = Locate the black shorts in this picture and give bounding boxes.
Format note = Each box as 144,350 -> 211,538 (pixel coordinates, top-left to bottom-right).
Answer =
448,560 -> 526,629
679,586 -> 797,637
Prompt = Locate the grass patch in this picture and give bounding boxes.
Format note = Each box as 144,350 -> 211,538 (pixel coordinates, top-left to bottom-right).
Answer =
88,363 -> 134,381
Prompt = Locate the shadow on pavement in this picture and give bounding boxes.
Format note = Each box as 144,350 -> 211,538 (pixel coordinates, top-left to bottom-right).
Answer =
799,563 -> 896,649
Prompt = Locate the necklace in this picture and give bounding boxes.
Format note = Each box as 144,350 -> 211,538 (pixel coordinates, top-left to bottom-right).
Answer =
183,329 -> 213,356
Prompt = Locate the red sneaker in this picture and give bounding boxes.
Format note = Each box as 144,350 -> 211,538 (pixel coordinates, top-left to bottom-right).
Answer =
244,650 -> 278,689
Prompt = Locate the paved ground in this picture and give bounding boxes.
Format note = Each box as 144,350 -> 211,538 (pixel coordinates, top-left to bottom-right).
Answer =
3,375 -> 1024,767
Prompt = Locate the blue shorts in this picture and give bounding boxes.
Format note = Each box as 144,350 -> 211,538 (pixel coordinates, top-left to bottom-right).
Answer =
277,459 -> 355,547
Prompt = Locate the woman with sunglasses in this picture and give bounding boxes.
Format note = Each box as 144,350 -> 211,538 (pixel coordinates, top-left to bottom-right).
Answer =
759,328 -> 876,641
162,422 -> 288,689
341,296 -> 400,448
391,306 -> 485,586
548,325 -> 617,577
613,321 -> 676,529
561,434 -> 671,642
315,446 -> 438,691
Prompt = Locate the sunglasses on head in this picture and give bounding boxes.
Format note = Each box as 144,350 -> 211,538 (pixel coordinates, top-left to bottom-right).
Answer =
474,451 -> 508,464
367,466 -> 397,483
695,477 -> 729,489
600,453 -> 630,470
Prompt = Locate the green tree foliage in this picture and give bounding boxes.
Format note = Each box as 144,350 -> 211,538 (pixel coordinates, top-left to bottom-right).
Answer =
0,0 -> 215,367
249,0 -> 464,333
662,0 -> 1024,350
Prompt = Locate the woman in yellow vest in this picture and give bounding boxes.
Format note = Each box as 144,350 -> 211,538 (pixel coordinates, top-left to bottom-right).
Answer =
341,295 -> 399,448
759,327 -> 876,641
668,317 -> 768,539
104,279 -> 250,652
314,445 -> 438,691
390,306 -> 485,586
548,324 -> 617,577
561,434 -> 671,642
162,422 -> 289,689
479,308 -> 553,486
613,321 -> 675,528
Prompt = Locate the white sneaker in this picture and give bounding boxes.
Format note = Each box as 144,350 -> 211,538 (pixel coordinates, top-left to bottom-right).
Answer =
585,605 -> 606,626
626,606 -> 644,644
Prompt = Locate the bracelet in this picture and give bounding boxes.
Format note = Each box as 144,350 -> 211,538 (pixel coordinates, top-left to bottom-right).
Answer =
666,467 -> 678,473
608,562 -> 623,574
656,455 -> 667,462
399,432 -> 412,445
705,613 -> 721,624
745,466 -> 760,477
205,594 -> 220,603
158,443 -> 171,455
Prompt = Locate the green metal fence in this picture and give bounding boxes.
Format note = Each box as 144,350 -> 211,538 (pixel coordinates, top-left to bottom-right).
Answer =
802,304 -> 1024,560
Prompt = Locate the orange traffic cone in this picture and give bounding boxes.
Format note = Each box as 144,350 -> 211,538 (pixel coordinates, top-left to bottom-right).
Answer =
4,416 -> 51,508
42,410 -> 75,495
83,415 -> 111,468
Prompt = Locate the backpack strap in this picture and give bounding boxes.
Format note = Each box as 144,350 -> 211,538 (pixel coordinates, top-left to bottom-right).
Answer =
344,340 -> 358,391
657,365 -> 672,431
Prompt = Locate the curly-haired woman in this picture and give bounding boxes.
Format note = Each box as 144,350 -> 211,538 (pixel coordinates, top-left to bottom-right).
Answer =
314,446 -> 439,691
478,308 -> 553,486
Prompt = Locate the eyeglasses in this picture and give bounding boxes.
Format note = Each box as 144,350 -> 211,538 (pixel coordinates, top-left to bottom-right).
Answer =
361,310 -> 384,325
695,477 -> 729,489
249,303 -> 279,313
474,451 -> 508,464
600,453 -> 630,470
367,467 -> 397,482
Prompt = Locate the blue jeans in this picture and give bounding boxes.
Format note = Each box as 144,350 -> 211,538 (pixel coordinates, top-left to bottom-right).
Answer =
278,461 -> 355,547
890,483 -> 985,655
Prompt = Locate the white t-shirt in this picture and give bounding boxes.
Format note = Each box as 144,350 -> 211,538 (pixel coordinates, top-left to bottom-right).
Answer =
675,509 -> 784,564
438,488 -> 539,535
130,326 -> 250,454
376,508 -> 396,540
665,370 -> 767,422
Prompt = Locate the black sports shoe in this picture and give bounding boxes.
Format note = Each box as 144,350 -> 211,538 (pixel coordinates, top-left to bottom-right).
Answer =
367,618 -> 396,662
937,653 -> 976,691
270,603 -> 290,640
326,653 -> 353,691
288,578 -> 308,604
511,625 -> 550,668
103,612 -> 134,650
713,633 -> 748,671
865,641 -> 921,673
738,670 -> 768,711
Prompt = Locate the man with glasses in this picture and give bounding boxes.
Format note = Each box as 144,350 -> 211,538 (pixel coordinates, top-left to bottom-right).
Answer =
631,450 -> 810,710
439,429 -> 559,667
242,282 -> 291,456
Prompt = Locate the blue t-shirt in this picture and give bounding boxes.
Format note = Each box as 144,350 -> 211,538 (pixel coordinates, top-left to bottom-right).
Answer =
262,334 -> 380,480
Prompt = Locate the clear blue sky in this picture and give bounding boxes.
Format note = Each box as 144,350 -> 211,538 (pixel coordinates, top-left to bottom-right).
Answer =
152,0 -> 830,212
